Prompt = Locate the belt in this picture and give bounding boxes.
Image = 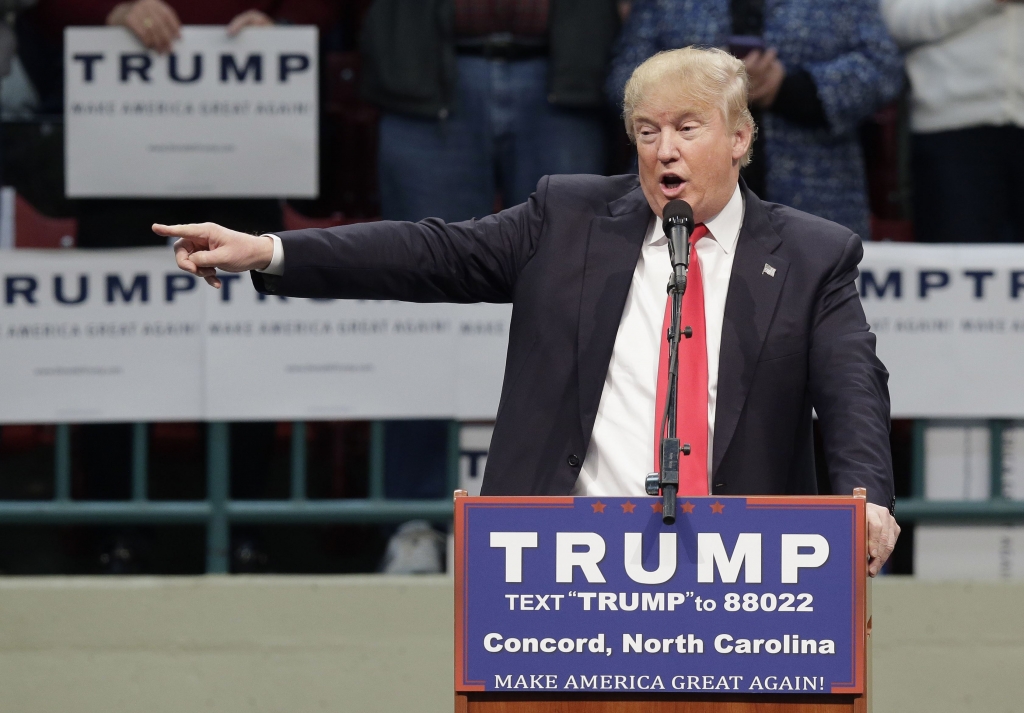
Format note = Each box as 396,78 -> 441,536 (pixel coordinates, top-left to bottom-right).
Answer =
455,33 -> 548,61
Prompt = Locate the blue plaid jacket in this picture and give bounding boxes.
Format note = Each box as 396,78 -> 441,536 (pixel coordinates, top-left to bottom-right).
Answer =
608,0 -> 904,238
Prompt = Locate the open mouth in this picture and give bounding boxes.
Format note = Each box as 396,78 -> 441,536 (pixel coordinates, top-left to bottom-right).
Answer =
659,174 -> 685,195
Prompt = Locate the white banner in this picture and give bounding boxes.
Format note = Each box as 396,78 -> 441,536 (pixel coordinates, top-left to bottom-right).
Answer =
64,26 -> 318,198
0,248 -> 509,423
859,243 -> 1024,418
1,243 -> 1022,423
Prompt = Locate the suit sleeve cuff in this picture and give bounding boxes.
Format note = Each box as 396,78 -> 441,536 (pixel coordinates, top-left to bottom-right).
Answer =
256,234 -> 284,276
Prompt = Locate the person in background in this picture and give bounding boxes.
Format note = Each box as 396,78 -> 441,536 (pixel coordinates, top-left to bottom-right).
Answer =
357,0 -> 620,520
17,0 -> 336,572
608,0 -> 904,239
34,0 -> 335,49
882,0 -> 1024,243
105,0 -> 273,53
24,0 -> 337,247
361,0 -> 619,221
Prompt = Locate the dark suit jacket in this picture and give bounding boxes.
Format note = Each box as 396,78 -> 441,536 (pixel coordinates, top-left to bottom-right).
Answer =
253,175 -> 895,510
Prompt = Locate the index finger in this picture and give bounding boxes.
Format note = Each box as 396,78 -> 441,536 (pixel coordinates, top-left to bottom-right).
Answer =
153,223 -> 211,244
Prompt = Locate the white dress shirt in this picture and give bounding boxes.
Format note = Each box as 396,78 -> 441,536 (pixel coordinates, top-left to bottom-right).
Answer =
261,235 -> 286,275
572,183 -> 744,497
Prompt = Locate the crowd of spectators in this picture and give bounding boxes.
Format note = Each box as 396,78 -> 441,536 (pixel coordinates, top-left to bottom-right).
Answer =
883,0 -> 1023,243
2,0 -> 1019,252
0,0 -> 1021,573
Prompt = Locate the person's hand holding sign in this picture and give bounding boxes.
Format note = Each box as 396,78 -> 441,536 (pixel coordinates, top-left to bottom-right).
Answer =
155,222 -> 274,289
107,0 -> 181,54
227,10 -> 274,36
108,1 -> 275,53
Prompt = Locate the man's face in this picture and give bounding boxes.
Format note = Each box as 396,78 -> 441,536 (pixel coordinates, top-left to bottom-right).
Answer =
632,87 -> 752,223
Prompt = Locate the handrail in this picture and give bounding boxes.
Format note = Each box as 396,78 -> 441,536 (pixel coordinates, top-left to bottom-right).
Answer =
0,420 -> 460,573
3,418 -> 1022,573
894,498 -> 1024,522
0,499 -> 454,525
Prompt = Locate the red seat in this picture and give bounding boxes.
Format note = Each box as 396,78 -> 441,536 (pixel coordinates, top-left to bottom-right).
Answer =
12,192 -> 78,249
282,201 -> 379,231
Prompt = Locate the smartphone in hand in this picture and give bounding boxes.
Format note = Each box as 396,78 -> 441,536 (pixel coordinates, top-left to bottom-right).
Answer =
728,35 -> 765,59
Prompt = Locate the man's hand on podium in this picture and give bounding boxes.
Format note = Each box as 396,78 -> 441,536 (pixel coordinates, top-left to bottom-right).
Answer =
154,222 -> 274,289
866,502 -> 900,577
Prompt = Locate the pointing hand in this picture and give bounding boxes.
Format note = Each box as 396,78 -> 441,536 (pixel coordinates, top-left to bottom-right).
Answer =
154,222 -> 275,289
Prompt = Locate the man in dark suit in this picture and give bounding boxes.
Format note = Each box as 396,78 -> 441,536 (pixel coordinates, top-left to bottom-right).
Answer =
158,46 -> 900,574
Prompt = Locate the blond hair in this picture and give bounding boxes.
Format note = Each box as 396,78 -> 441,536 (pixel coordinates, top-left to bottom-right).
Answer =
622,46 -> 756,166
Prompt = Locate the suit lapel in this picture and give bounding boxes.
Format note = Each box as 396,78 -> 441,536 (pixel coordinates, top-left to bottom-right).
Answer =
577,185 -> 652,439
713,186 -> 790,476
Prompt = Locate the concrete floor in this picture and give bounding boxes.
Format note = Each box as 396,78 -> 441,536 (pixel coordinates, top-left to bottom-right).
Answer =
0,576 -> 1021,713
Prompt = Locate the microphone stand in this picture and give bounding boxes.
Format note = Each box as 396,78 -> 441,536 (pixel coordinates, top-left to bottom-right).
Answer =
645,237 -> 691,525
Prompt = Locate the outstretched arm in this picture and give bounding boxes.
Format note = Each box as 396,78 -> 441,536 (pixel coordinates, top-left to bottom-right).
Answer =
159,175 -> 549,304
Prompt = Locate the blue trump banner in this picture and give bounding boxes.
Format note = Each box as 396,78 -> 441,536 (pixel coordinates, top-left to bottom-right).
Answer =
454,496 -> 866,695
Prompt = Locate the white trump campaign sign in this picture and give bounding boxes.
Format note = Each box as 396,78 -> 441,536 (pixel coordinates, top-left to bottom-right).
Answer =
0,249 -> 206,422
2,243 -> 1024,423
858,243 -> 1024,418
0,248 -> 510,423
64,26 -> 318,198
202,272 -> 511,421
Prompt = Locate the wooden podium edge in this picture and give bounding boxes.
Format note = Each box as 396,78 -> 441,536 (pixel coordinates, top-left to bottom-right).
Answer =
453,490 -> 484,692
458,691 -> 859,711
855,488 -> 871,713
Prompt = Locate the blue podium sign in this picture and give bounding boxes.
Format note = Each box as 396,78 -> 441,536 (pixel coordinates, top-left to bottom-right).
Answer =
454,496 -> 866,695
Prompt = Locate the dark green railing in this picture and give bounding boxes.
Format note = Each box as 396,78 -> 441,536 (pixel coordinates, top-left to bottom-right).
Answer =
2,418 -> 1021,573
895,419 -> 1023,523
0,420 -> 459,573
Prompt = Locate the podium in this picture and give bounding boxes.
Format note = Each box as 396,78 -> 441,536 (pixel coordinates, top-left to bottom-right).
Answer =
453,490 -> 870,713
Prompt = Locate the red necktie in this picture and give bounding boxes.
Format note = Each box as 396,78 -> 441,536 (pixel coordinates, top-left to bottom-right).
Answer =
653,224 -> 709,495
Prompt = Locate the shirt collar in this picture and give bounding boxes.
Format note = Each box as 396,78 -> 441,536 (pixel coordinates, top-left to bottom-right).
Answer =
648,182 -> 745,254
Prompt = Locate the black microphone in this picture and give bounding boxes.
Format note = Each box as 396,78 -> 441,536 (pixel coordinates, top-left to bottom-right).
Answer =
663,200 -> 694,273
656,200 -> 694,524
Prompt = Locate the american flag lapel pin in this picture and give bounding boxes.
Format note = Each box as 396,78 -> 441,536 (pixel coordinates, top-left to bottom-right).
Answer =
762,263 -> 777,277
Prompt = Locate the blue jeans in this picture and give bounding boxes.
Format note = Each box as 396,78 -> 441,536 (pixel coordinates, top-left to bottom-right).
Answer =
379,56 -> 606,222
377,56 -> 606,498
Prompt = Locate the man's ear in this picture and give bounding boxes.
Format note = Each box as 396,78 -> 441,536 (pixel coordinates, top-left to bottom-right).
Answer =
732,122 -> 753,161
